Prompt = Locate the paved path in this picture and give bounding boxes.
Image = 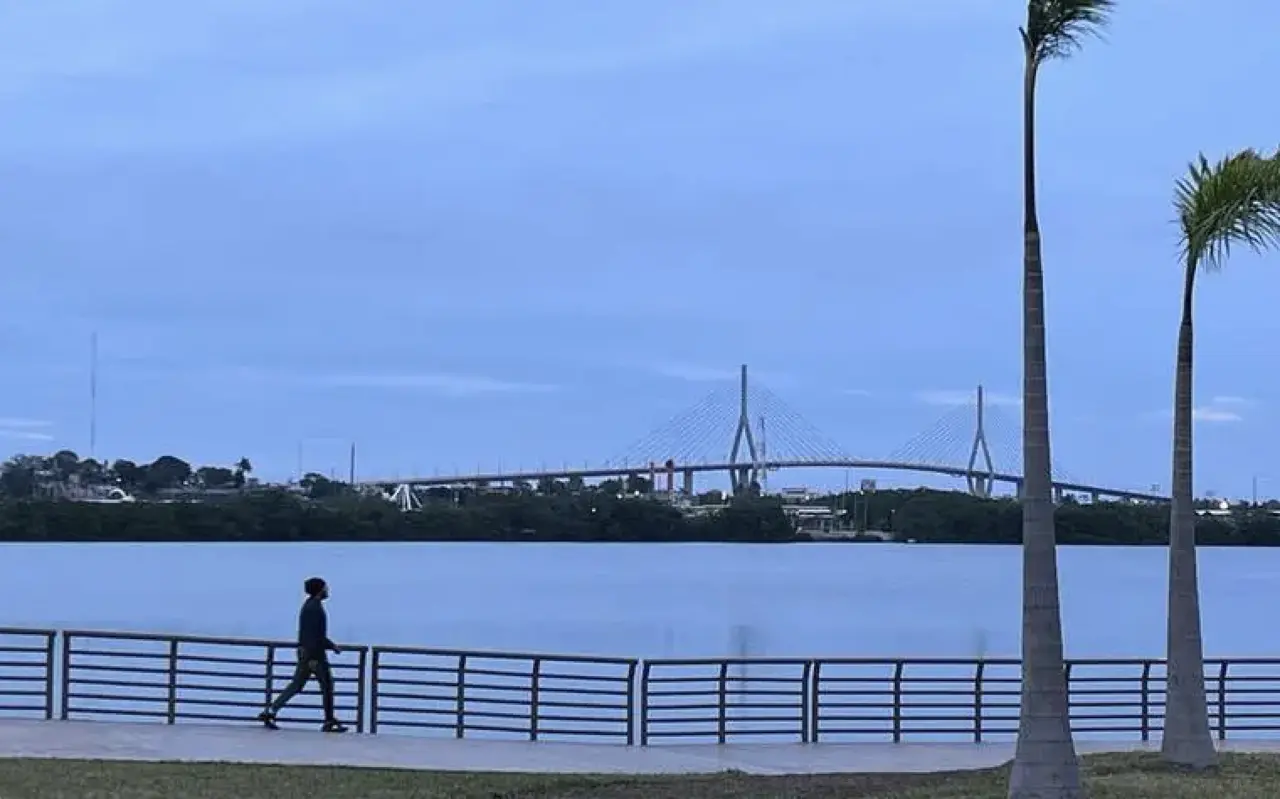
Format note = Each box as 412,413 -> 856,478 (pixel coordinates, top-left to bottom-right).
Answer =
1,720 -> 1278,775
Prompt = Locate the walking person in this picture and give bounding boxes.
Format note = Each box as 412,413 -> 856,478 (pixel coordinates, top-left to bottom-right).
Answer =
258,577 -> 348,732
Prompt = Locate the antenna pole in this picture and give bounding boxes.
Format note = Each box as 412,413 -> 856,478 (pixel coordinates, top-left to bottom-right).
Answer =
89,332 -> 98,460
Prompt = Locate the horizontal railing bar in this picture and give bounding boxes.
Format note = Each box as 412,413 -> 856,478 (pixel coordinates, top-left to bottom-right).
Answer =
372,645 -> 634,664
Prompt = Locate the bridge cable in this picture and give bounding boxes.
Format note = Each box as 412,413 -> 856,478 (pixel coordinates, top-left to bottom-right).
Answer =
750,385 -> 851,463
605,383 -> 736,467
889,404 -> 972,466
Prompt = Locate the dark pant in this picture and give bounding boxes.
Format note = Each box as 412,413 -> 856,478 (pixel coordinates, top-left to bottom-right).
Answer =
267,648 -> 336,721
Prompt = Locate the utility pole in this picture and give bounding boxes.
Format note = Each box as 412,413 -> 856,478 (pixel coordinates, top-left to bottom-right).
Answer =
89,332 -> 98,460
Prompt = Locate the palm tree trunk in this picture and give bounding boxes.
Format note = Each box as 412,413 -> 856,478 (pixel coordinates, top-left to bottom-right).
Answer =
1161,264 -> 1217,768
1008,60 -> 1082,799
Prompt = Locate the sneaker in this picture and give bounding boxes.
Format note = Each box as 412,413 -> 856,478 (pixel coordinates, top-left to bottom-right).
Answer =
257,711 -> 279,730
322,720 -> 348,733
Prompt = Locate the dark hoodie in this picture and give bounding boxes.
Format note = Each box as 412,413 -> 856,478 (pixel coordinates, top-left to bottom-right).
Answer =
298,595 -> 335,658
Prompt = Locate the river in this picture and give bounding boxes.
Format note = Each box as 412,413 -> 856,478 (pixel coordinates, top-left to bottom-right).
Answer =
2,542 -> 1272,659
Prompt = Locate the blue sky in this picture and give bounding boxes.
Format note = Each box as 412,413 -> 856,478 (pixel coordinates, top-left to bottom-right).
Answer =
2,0 -> 1278,498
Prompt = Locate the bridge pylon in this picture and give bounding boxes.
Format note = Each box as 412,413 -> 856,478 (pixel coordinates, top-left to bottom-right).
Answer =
728,364 -> 759,495
965,385 -> 996,498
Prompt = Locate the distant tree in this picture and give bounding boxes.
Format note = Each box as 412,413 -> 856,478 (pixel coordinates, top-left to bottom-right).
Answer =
301,472 -> 346,500
0,455 -> 43,498
50,450 -> 80,483
143,455 -> 193,492
598,479 -> 624,496
110,459 -> 144,491
233,457 -> 253,489
77,458 -> 106,485
196,466 -> 237,489
624,474 -> 652,494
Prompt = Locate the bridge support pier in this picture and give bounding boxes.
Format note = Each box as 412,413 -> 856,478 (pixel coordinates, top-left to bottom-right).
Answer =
1090,491 -> 1100,503
683,468 -> 694,496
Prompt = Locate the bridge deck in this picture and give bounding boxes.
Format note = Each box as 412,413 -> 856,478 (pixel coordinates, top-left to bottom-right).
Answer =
0,720 -> 1276,775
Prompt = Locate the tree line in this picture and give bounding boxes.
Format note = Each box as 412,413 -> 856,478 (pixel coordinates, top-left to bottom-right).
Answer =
0,450 -> 254,498
1,485 -> 1276,544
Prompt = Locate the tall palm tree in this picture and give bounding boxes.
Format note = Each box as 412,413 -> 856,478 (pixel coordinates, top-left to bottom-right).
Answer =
1010,2 -> 1113,797
1163,150 -> 1280,768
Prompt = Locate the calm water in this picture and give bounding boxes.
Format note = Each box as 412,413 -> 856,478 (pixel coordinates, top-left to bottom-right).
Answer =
2,542 -> 1274,659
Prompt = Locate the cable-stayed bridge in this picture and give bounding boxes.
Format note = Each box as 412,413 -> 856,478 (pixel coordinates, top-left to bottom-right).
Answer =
365,366 -> 1166,506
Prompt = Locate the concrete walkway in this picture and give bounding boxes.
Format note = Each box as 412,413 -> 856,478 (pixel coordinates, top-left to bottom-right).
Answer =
0,720 -> 1277,775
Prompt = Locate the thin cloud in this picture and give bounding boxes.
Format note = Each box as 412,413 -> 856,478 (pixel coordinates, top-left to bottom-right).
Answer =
1192,406 -> 1243,424
0,417 -> 53,428
0,429 -> 55,442
648,363 -> 791,386
1210,395 -> 1253,407
310,372 -> 558,397
1149,398 -> 1246,424
0,418 -> 55,442
1,0 -> 915,155
916,389 -> 1020,408
842,389 -> 874,397
651,363 -> 740,382
209,367 -> 557,398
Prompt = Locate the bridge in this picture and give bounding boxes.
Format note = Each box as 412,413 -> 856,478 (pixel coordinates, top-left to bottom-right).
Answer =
363,366 -> 1166,507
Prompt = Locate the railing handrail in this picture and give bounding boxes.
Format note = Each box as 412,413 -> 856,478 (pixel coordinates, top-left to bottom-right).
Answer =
61,628 -> 369,653
0,627 -> 56,637
370,643 -> 635,665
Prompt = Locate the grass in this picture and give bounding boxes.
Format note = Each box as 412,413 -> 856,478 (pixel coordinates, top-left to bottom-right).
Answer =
1,752 -> 1279,798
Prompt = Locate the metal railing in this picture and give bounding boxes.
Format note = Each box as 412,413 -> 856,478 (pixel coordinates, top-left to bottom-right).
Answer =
639,657 -> 1280,744
3,626 -> 1280,747
59,630 -> 369,731
0,627 -> 56,719
640,658 -> 812,744
370,646 -> 637,743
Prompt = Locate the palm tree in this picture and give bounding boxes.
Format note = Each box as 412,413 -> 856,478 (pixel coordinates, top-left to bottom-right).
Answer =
1162,150 -> 1280,769
234,457 -> 253,489
1010,2 -> 1113,797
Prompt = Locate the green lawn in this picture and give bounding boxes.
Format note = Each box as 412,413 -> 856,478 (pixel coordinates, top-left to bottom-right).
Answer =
0,752 -> 1277,798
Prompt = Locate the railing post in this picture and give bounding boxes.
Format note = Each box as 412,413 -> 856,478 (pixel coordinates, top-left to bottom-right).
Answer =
800,661 -> 813,744
529,657 -> 542,741
454,654 -> 468,739
810,661 -> 823,744
1217,661 -> 1229,741
625,661 -> 638,746
1139,661 -> 1151,741
638,661 -> 651,746
369,649 -> 380,734
355,647 -> 368,734
59,632 -> 71,720
891,661 -> 904,743
1063,661 -> 1074,732
263,645 -> 276,716
166,639 -> 179,724
973,660 -> 985,743
717,662 -> 729,744
43,632 -> 55,721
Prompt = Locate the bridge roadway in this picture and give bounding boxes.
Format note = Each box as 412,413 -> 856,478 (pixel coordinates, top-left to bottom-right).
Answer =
362,458 -> 1168,503
0,718 -> 1273,775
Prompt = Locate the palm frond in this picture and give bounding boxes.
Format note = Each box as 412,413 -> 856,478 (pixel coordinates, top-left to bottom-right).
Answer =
1022,0 -> 1115,65
1175,149 -> 1280,272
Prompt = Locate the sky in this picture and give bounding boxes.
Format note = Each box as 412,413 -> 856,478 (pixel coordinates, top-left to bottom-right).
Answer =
2,0 -> 1279,499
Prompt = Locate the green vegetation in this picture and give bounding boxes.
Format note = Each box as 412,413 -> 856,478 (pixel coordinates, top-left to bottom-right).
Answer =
1,477 -> 1278,544
0,753 -> 1277,798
